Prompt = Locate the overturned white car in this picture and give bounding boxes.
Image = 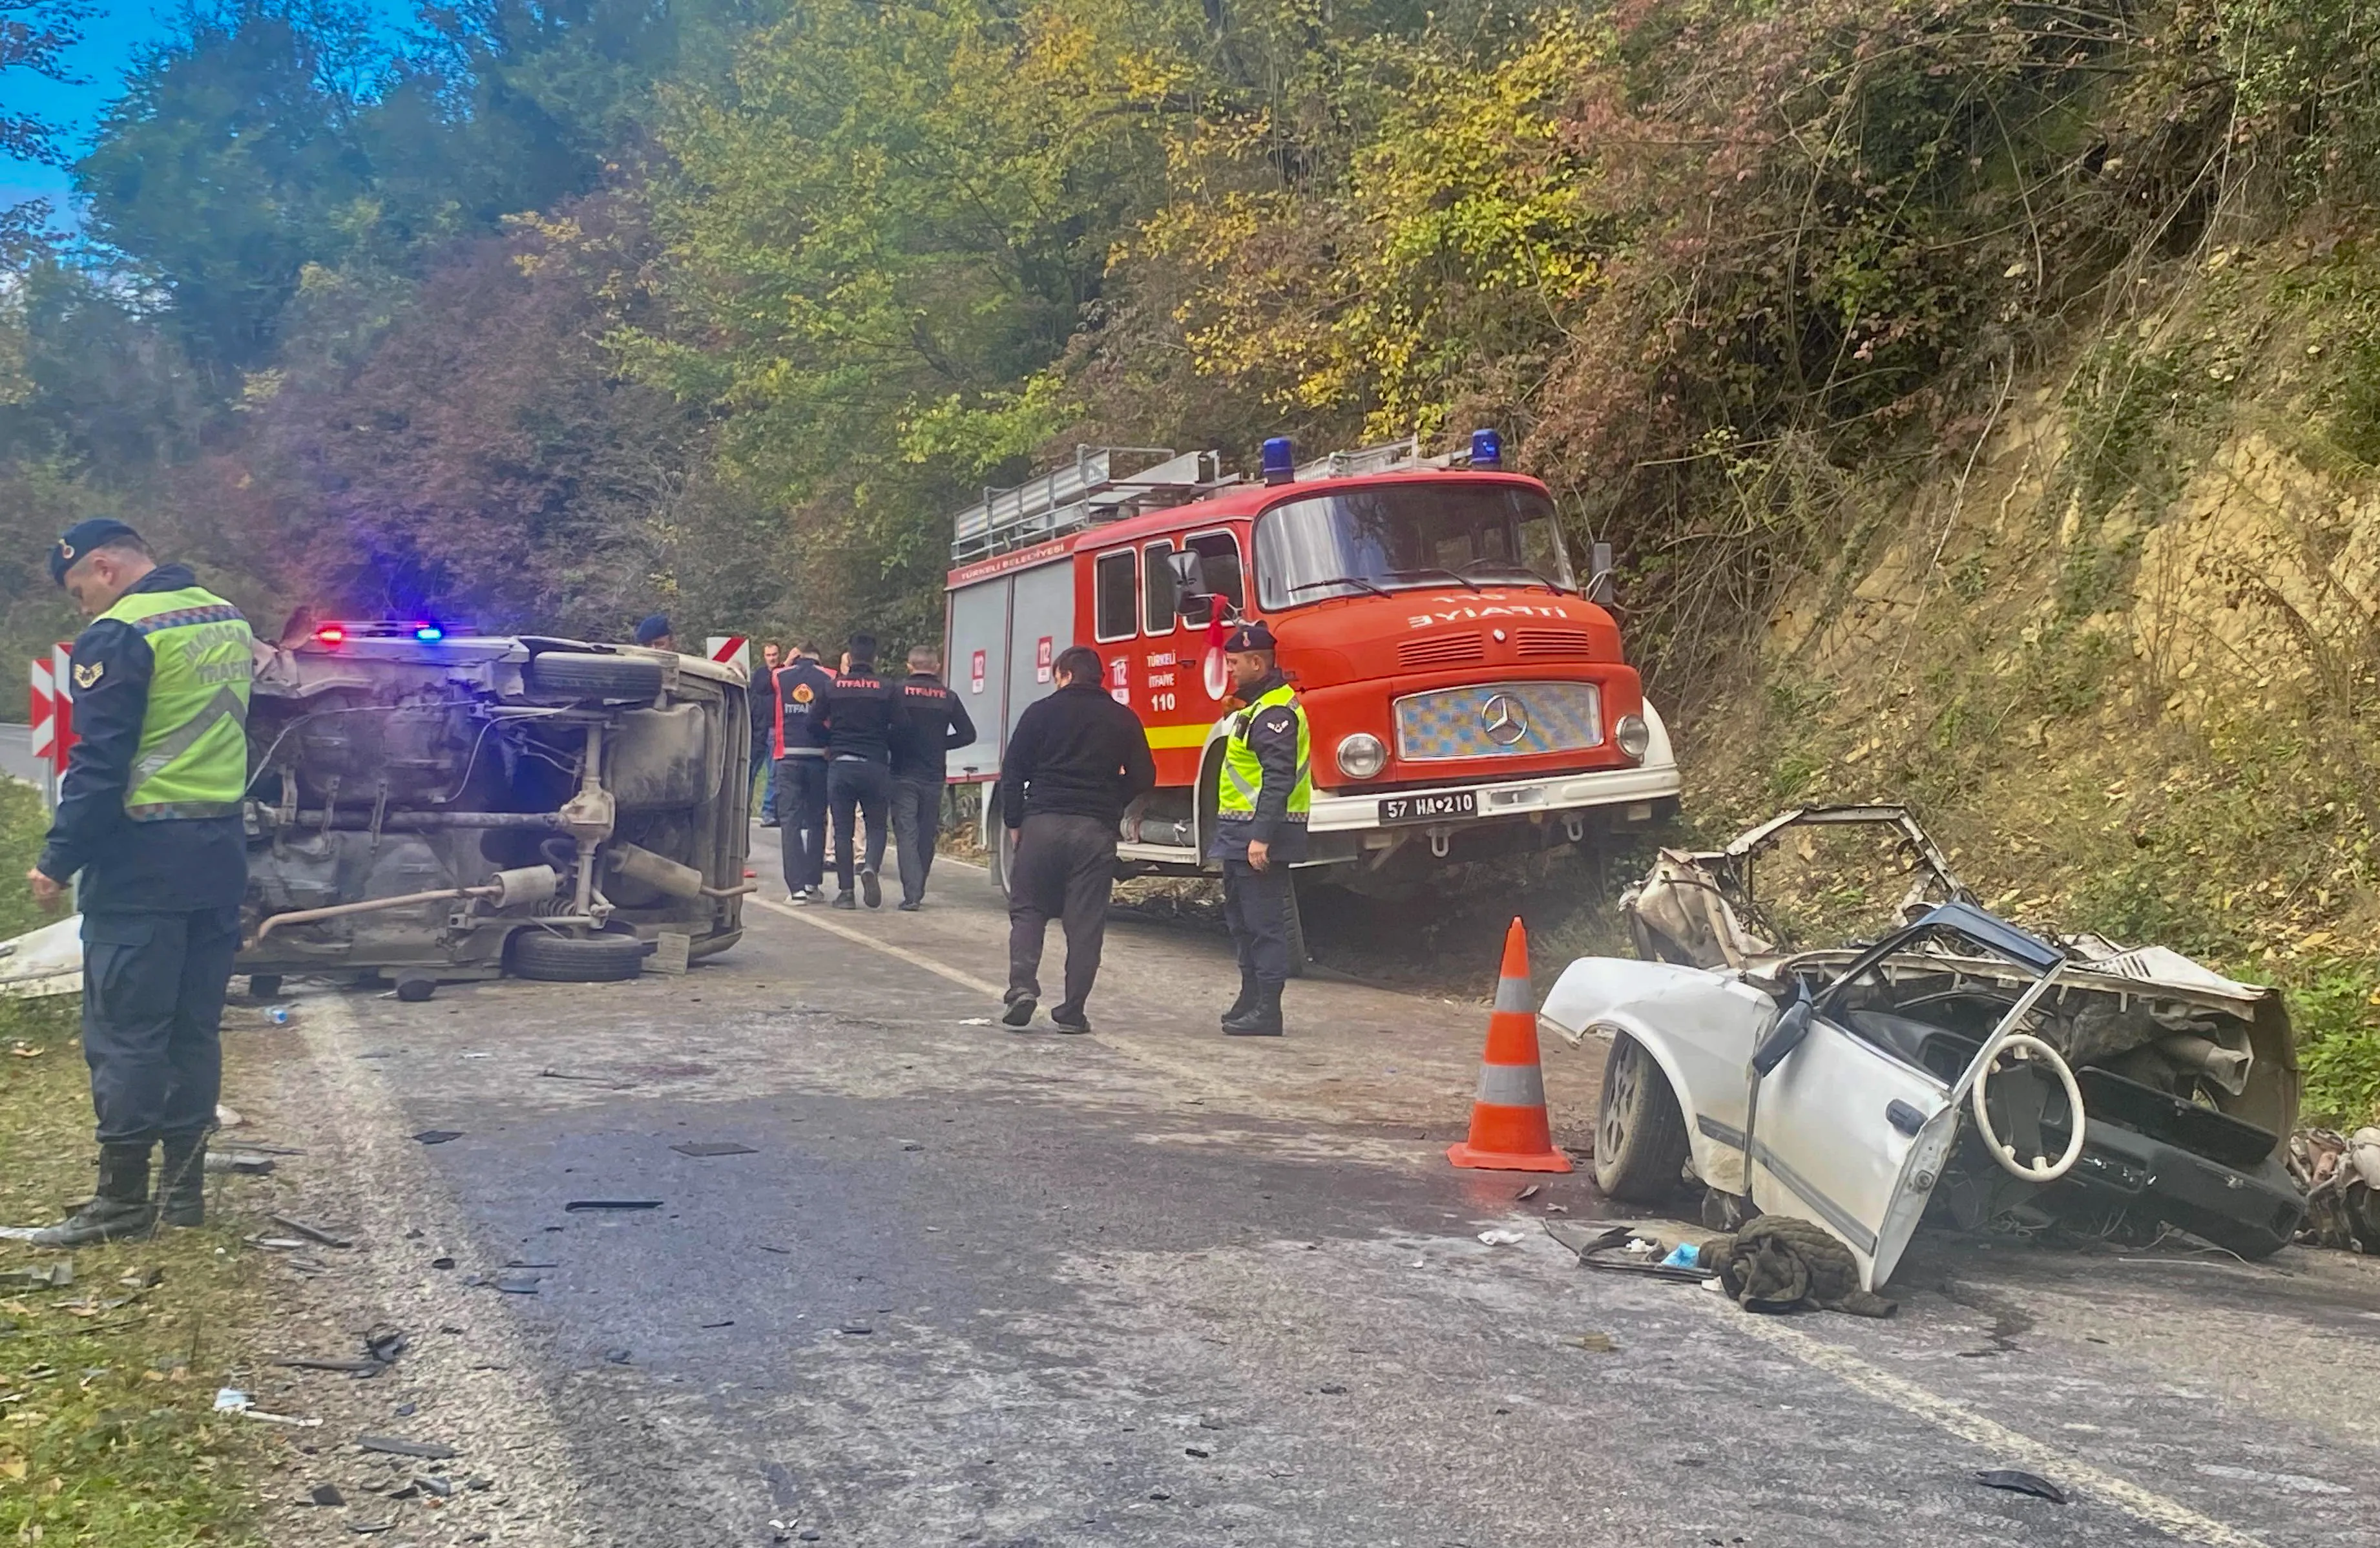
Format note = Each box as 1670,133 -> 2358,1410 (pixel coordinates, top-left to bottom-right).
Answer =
1541,807 -> 2304,1291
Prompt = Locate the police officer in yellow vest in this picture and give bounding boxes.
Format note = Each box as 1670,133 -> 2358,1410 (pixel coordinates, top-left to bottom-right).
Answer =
1210,622 -> 1311,1036
26,520 -> 253,1247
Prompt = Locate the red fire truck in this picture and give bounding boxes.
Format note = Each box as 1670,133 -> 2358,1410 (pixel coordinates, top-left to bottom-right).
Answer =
945,433 -> 1680,925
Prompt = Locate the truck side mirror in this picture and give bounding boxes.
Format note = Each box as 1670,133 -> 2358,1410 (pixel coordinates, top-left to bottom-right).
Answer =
1588,541 -> 1616,605
1167,550 -> 1209,617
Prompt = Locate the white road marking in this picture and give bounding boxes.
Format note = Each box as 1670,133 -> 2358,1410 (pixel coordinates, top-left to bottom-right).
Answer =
1716,1308 -> 2266,1546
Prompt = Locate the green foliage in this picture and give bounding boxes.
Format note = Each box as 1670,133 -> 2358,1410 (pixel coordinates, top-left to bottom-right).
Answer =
2290,963 -> 2380,1126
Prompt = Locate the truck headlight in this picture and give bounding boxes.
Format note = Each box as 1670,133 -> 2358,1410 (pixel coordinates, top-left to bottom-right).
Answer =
1335,733 -> 1387,780
1614,714 -> 1651,761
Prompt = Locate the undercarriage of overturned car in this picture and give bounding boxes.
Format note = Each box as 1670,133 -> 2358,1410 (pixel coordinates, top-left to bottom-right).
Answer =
1541,806 -> 2304,1291
235,624 -> 752,988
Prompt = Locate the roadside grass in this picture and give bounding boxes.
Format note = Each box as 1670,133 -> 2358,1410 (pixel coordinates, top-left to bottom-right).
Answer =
0,779 -> 261,1547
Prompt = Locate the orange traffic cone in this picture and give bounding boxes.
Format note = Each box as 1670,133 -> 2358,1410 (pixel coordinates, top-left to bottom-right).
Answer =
1447,917 -> 1572,1173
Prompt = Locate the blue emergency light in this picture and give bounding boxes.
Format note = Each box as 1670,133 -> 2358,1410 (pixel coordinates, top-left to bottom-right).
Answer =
413,622 -> 444,642
1470,428 -> 1503,468
1260,437 -> 1296,485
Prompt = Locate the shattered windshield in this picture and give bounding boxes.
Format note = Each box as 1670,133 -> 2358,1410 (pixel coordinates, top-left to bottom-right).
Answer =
1253,482 -> 1574,609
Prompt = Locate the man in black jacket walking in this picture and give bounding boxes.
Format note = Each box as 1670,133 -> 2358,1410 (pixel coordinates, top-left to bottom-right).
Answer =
890,646 -> 976,911
996,645 -> 1154,1032
813,635 -> 897,909
769,643 -> 836,903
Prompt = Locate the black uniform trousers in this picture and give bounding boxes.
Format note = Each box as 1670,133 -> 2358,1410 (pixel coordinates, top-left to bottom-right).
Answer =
80,906 -> 240,1145
890,773 -> 943,905
777,755 -> 828,892
1222,858 -> 1297,983
828,756 -> 892,890
1006,813 -> 1116,1015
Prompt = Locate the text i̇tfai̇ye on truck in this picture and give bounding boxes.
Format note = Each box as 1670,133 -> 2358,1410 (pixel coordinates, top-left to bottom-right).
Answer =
943,431 -> 1682,902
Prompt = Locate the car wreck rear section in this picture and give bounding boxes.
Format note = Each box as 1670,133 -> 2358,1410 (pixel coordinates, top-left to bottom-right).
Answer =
236,629 -> 751,985
1540,806 -> 2304,1290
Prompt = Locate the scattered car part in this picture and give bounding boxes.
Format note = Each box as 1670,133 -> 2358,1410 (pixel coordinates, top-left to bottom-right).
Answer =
510,928 -> 649,983
1975,1469 -> 2068,1504
355,1436 -> 458,1460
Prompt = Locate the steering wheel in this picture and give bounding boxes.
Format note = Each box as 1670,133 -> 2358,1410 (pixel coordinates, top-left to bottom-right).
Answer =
1968,1031 -> 2085,1183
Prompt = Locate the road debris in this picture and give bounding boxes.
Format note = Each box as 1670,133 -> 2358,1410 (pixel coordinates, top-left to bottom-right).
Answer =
394,973 -> 437,1002
1476,1229 -> 1525,1246
269,1213 -> 353,1248
1975,1469 -> 2067,1504
211,1388 -> 321,1427
273,1358 -> 386,1375
1,1262 -> 74,1288
492,1274 -> 542,1295
207,1149 -> 279,1174
363,1325 -> 408,1364
1567,1332 -> 1618,1353
671,1141 -> 757,1157
412,1129 -> 463,1145
417,1473 -> 456,1498
1516,1184 -> 1541,1200
357,1434 -> 459,1460
309,1483 -> 346,1507
563,1199 -> 662,1211
2289,1126 -> 2380,1252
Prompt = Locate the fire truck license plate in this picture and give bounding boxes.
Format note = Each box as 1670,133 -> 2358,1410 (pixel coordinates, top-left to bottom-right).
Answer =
1379,791 -> 1477,825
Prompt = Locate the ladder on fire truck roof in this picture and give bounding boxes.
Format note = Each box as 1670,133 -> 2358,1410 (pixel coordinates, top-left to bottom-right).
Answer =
950,446 -> 1236,563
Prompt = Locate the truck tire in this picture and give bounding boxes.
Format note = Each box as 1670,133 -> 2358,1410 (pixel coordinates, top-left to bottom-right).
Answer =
527,651 -> 665,702
989,818 -> 1016,901
510,928 -> 649,983
1594,1032 -> 1691,1202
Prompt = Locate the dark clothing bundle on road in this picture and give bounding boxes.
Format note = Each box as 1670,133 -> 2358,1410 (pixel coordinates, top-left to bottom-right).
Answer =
997,682 -> 1154,830
1698,1216 -> 1897,1318
39,565 -> 247,915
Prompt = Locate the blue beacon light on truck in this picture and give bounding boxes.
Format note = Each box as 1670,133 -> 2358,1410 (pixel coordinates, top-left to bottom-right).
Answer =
1260,437 -> 1296,485
1470,428 -> 1503,468
413,623 -> 444,642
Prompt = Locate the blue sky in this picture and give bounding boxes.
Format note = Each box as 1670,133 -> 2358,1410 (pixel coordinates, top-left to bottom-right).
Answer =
1,3 -> 413,221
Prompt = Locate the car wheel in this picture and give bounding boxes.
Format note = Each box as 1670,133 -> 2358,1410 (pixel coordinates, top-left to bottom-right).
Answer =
526,651 -> 665,702
1593,1031 -> 1691,1202
509,928 -> 649,983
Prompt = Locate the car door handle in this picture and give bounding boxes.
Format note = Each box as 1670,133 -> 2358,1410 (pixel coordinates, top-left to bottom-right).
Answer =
1886,1100 -> 1927,1136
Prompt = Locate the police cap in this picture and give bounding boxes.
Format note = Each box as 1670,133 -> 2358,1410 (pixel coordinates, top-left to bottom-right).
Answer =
49,518 -> 143,587
634,612 -> 673,645
1224,622 -> 1277,653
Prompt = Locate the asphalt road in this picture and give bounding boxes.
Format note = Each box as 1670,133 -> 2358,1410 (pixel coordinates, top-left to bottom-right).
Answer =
225,830 -> 2380,1548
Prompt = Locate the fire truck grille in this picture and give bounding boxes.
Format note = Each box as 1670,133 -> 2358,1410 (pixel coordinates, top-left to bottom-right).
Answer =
1514,627 -> 1595,659
1394,682 -> 1603,762
1397,634 -> 1486,669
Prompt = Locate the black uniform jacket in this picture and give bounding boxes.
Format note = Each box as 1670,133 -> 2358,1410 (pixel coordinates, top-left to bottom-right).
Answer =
890,673 -> 977,780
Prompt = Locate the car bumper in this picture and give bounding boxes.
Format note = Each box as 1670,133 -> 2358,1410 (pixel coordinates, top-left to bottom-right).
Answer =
1310,760 -> 1683,833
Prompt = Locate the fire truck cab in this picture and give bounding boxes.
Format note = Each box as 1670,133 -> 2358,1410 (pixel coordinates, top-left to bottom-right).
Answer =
944,434 -> 1681,903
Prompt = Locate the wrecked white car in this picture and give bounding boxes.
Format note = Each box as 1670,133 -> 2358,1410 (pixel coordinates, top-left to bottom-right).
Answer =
236,622 -> 752,989
1541,807 -> 2304,1290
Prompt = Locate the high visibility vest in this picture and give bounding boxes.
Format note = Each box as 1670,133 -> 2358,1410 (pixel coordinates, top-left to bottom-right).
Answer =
1216,682 -> 1311,822
98,585 -> 253,821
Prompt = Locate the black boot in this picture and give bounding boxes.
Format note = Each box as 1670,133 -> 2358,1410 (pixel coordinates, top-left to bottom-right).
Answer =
1220,968 -> 1260,1027
156,1131 -> 209,1228
30,1143 -> 156,1247
1221,981 -> 1284,1037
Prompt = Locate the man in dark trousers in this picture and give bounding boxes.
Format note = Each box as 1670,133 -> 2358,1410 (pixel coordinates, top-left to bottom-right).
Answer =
997,645 -> 1154,1032
26,520 -> 254,1246
749,642 -> 782,827
813,634 -> 897,909
890,645 -> 976,912
769,642 -> 837,905
1210,622 -> 1310,1036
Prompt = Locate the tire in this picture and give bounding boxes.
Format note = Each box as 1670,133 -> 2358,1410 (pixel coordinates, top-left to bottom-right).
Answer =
989,817 -> 1016,901
510,928 -> 649,983
1594,1031 -> 1691,1202
527,651 -> 665,702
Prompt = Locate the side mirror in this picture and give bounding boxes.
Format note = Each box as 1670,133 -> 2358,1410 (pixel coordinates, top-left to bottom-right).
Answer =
1751,988 -> 1814,1076
1587,540 -> 1616,605
1167,550 -> 1208,617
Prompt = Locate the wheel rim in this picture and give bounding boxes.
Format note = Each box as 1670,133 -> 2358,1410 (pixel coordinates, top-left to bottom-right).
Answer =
1598,1036 -> 1638,1162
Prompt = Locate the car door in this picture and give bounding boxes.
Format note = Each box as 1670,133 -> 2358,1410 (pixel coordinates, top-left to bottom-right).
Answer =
1747,1014 -> 1959,1292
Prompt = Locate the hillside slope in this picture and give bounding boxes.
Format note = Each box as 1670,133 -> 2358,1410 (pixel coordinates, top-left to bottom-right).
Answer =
1674,247 -> 2380,1126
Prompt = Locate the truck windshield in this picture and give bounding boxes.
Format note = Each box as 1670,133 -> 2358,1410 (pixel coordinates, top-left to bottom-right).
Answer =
1253,483 -> 1574,610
